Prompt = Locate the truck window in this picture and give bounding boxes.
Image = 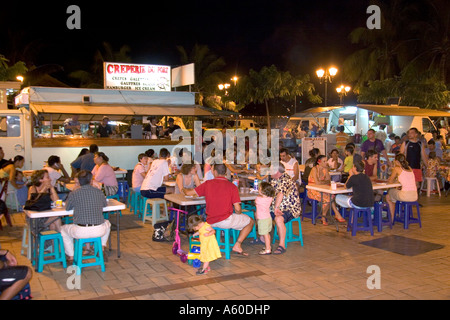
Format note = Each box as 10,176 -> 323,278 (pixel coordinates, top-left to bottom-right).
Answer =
422,118 -> 434,133
0,116 -> 21,137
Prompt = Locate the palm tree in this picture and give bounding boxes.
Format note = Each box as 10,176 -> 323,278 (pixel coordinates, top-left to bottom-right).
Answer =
69,42 -> 132,88
0,54 -> 27,81
343,0 -> 411,91
176,44 -> 226,106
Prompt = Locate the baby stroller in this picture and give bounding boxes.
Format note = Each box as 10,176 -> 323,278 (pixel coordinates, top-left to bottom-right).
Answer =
169,208 -> 188,263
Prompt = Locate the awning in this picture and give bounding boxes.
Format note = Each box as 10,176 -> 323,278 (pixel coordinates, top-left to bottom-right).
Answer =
289,106 -> 343,119
30,103 -> 213,117
357,104 -> 450,117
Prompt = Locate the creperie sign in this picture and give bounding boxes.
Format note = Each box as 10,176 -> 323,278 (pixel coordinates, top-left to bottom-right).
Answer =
103,62 -> 171,91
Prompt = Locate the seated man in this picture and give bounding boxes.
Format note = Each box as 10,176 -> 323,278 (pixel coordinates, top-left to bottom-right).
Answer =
364,150 -> 379,181
140,148 -> 170,199
61,170 -> 111,264
184,164 -> 254,256
269,163 -> 302,255
0,248 -> 32,300
335,160 -> 375,209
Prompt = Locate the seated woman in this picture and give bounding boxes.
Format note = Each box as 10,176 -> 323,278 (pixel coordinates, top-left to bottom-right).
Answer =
0,155 -> 26,190
91,152 -> 118,197
28,169 -> 61,232
385,153 -> 418,215
175,164 -> 201,195
302,148 -> 320,185
327,149 -> 344,172
307,155 -> 345,225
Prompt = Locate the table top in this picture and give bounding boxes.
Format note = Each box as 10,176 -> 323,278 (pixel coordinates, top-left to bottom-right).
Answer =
306,181 -> 401,195
164,192 -> 258,206
24,199 -> 126,219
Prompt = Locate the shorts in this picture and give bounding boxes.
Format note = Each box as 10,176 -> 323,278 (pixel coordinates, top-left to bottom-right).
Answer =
388,189 -> 418,203
412,169 -> 422,182
210,213 -> 252,231
257,218 -> 273,235
0,266 -> 30,291
270,210 -> 294,224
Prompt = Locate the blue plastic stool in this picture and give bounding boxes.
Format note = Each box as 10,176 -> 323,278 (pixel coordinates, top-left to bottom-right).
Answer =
302,197 -> 320,224
273,217 -> 304,247
393,201 -> 421,229
37,230 -> 67,273
73,237 -> 105,275
213,227 -> 238,260
373,201 -> 392,232
117,181 -> 129,201
347,207 -> 374,236
241,209 -> 257,240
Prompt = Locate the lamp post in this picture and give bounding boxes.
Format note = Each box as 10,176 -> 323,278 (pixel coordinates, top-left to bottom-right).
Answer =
336,84 -> 351,105
231,76 -> 238,86
316,67 -> 338,107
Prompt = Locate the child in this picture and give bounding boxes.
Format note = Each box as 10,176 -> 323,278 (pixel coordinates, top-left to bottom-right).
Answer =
14,170 -> 28,209
255,182 -> 276,255
426,151 -> 440,180
390,136 -> 402,154
188,215 -> 221,275
343,146 -> 354,174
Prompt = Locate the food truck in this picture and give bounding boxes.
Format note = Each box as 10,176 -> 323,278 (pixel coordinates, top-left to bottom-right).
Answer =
3,86 -> 212,170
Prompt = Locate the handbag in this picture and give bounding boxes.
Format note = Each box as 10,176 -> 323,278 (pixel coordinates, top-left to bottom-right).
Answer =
24,193 -> 52,211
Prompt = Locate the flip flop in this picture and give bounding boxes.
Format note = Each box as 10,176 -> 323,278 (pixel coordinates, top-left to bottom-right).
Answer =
273,246 -> 286,255
232,250 -> 249,257
258,249 -> 272,255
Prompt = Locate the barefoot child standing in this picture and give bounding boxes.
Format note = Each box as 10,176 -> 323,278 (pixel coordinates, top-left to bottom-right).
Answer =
188,215 -> 221,275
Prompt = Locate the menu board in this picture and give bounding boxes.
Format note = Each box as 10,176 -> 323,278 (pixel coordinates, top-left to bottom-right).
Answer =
301,137 -> 327,164
103,62 -> 171,91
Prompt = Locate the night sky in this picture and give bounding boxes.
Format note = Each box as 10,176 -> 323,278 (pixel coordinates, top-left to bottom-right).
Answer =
1,0 -> 372,110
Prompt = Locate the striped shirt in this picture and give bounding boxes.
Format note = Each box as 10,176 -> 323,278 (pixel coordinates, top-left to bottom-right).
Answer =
65,184 -> 107,225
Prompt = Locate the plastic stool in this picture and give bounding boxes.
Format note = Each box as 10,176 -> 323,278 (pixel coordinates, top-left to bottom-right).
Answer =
373,201 -> 392,232
347,207 -> 374,236
213,227 -> 238,260
393,201 -> 421,229
302,197 -> 320,224
73,237 -> 105,275
273,217 -> 303,247
117,181 -> 129,201
241,209 -> 257,240
420,177 -> 441,197
21,224 -> 32,260
37,231 -> 67,273
142,198 -> 168,226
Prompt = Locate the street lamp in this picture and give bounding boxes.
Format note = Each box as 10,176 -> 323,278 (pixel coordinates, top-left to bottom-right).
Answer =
316,67 -> 338,107
336,85 -> 351,105
231,76 -> 238,86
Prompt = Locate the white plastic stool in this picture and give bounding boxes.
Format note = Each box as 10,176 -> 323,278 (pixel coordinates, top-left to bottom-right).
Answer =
142,198 -> 169,226
21,224 -> 32,259
421,177 -> 441,197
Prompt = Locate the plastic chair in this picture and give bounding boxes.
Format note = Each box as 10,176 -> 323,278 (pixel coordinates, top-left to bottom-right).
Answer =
213,227 -> 238,260
273,216 -> 304,247
393,201 -> 421,229
373,201 -> 392,232
347,207 -> 374,236
420,177 -> 441,197
142,198 -> 168,226
301,197 -> 320,224
117,181 -> 129,201
73,237 -> 105,275
37,230 -> 67,273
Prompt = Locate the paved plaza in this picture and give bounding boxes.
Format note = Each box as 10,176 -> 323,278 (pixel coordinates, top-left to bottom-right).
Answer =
1,195 -> 449,301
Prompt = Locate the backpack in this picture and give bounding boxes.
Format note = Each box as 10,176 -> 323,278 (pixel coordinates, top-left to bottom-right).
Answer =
152,220 -> 172,242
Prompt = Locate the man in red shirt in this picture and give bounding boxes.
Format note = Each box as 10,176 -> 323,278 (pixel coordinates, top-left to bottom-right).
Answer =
185,164 -> 253,256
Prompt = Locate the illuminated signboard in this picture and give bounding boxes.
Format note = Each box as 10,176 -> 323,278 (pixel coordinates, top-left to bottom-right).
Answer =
103,62 -> 171,91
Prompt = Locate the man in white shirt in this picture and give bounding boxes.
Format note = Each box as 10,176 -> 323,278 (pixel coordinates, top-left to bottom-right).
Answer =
140,148 -> 170,199
279,148 -> 301,187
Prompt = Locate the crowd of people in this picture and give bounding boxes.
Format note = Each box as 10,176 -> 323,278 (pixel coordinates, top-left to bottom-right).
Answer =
0,123 -> 449,297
